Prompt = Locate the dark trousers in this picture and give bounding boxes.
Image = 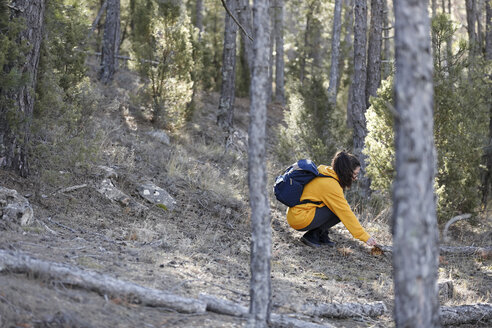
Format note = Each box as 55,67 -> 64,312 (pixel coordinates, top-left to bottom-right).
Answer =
297,206 -> 341,233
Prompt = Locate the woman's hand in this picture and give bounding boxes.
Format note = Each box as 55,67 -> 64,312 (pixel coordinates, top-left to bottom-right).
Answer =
366,237 -> 378,246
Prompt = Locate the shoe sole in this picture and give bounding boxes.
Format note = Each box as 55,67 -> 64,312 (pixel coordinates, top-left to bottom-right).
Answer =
300,236 -> 321,248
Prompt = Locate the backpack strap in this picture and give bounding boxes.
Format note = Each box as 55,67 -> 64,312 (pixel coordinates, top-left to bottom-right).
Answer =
297,175 -> 338,206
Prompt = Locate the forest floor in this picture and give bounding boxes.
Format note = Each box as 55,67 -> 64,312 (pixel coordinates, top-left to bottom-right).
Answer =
0,64 -> 491,328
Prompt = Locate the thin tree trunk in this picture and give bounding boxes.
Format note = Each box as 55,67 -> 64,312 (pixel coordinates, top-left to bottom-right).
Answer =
392,0 -> 440,327
476,0 -> 484,54
196,0 -> 204,40
382,0 -> 391,79
248,0 -> 271,326
88,0 -> 107,39
342,0 -> 354,128
487,0 -> 492,59
300,10 -> 312,84
0,0 -> 45,177
366,0 -> 383,107
274,0 -> 285,105
99,0 -> 120,84
327,0 -> 343,108
431,0 -> 436,18
217,0 -> 239,133
350,0 -> 369,193
238,0 -> 254,78
268,4 -> 274,102
466,0 -> 478,57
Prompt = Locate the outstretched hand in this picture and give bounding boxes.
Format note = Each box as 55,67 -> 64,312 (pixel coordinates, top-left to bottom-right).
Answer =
366,237 -> 378,246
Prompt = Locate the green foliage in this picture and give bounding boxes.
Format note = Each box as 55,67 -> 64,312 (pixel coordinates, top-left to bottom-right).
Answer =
364,14 -> 490,220
32,0 -> 101,178
130,0 -> 194,130
276,78 -> 344,166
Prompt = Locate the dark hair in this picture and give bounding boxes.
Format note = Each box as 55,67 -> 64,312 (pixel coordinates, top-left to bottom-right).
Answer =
331,151 -> 361,189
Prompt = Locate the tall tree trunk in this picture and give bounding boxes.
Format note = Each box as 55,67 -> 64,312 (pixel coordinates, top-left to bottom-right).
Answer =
476,0 -> 484,54
487,0 -> 492,59
99,0 -> 120,84
238,0 -> 254,78
366,0 -> 383,107
327,0 -> 343,108
342,0 -> 354,128
382,0 -> 391,79
350,0 -> 369,193
217,0 -> 239,133
0,0 -> 45,177
248,0 -> 271,326
431,0 -> 436,18
300,10 -> 312,84
465,0 -> 478,57
274,0 -> 285,105
392,0 -> 440,327
267,4 -> 274,102
196,0 -> 204,40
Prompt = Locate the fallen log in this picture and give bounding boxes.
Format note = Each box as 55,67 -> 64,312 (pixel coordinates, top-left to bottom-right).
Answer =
441,303 -> 492,325
0,249 -> 206,314
199,294 -> 334,328
376,245 -> 492,257
295,301 -> 387,318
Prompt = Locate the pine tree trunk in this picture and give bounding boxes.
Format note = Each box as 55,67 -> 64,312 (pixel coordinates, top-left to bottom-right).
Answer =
248,0 -> 271,326
274,0 -> 285,105
238,0 -> 254,77
392,0 -> 440,327
217,0 -> 239,132
487,0 -> 492,59
99,0 -> 120,84
327,0 -> 343,108
465,0 -> 478,57
342,0 -> 354,128
196,0 -> 204,40
300,12 -> 311,84
0,0 -> 45,177
382,0 -> 391,80
268,4 -> 274,102
350,0 -> 369,193
366,0 -> 383,107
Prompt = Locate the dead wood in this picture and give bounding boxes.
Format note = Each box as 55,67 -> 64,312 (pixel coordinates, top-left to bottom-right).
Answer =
377,244 -> 492,257
442,213 -> 472,243
295,301 -> 387,318
0,249 -> 206,314
440,303 -> 492,325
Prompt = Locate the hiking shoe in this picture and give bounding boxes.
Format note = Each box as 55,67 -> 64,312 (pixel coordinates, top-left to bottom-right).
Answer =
319,232 -> 336,247
300,235 -> 322,248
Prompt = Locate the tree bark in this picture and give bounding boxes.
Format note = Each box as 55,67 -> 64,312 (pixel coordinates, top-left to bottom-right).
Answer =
342,0 -> 354,128
217,0 -> 239,133
327,0 -> 343,108
487,0 -> 492,60
248,0 -> 271,326
0,0 -> 45,177
196,0 -> 204,40
274,0 -> 285,105
295,301 -> 387,318
382,0 -> 391,79
238,0 -> 254,77
99,0 -> 120,84
465,0 -> 478,57
268,4 -> 274,102
366,0 -> 383,107
350,0 -> 369,193
0,249 -> 207,313
392,0 -> 440,326
441,304 -> 492,325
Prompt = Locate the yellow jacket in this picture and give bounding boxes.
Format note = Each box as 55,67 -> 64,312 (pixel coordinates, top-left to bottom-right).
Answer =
286,165 -> 370,242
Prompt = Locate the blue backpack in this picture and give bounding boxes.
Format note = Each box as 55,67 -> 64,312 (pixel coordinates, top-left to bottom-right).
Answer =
273,159 -> 334,207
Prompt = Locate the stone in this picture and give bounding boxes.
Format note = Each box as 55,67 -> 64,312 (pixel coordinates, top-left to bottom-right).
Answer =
0,186 -> 34,229
97,179 -> 147,215
136,182 -> 176,211
147,130 -> 170,146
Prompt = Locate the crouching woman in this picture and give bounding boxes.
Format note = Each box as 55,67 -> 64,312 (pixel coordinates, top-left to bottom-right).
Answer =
287,151 -> 378,248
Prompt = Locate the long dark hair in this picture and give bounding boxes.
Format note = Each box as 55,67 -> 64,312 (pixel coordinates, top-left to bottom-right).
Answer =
331,151 -> 360,189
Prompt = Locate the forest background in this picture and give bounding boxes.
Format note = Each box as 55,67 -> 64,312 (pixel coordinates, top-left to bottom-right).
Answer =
0,0 -> 491,327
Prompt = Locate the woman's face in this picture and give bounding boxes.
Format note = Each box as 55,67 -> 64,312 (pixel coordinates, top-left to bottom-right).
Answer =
352,166 -> 361,181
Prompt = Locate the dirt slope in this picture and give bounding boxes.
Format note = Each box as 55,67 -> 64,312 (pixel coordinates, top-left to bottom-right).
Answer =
0,67 -> 490,328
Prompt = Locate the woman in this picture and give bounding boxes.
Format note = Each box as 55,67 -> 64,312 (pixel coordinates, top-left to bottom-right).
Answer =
286,151 -> 378,248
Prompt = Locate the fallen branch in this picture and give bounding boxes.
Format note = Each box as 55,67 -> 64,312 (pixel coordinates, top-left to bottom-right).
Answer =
87,0 -> 107,39
220,0 -> 253,41
441,303 -> 492,325
376,244 -> 492,257
295,301 -> 387,319
442,213 -> 472,243
199,294 -> 334,328
55,184 -> 88,195
0,249 -> 206,314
